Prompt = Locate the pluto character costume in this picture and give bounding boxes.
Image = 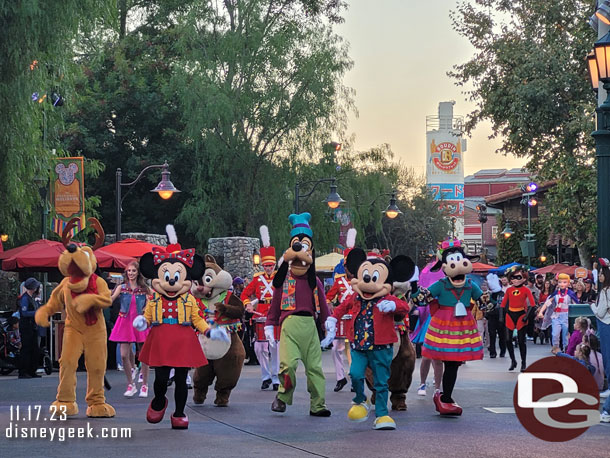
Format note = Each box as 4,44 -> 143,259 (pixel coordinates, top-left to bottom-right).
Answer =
35,218 -> 115,418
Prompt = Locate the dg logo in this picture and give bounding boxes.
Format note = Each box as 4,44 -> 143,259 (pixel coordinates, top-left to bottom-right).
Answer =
513,356 -> 600,441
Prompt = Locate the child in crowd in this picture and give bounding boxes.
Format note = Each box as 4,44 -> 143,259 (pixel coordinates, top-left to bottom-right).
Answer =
583,334 -> 606,392
552,343 -> 596,375
565,317 -> 588,356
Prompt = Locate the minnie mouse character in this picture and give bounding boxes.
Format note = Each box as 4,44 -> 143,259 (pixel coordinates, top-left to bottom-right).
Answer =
421,238 -> 484,416
322,248 -> 415,430
500,265 -> 535,372
133,225 -> 229,429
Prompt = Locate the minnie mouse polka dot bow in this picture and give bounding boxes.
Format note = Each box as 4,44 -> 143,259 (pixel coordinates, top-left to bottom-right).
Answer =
152,247 -> 195,267
599,257 -> 610,268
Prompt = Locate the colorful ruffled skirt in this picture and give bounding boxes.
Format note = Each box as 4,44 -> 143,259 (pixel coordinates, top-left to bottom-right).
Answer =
410,305 -> 431,344
422,306 -> 484,362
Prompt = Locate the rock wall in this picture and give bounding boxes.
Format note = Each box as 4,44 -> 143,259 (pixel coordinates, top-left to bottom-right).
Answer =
208,237 -> 261,281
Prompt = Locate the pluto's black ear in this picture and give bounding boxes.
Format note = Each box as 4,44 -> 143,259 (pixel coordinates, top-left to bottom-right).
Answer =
390,255 -> 416,283
430,258 -> 444,272
139,252 -> 157,279
346,248 -> 366,277
190,254 -> 205,280
273,261 -> 289,289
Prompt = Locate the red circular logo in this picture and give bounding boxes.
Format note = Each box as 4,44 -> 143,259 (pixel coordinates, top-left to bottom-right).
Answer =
513,356 -> 599,441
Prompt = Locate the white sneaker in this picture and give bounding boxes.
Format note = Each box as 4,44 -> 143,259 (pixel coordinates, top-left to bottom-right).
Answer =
139,384 -> 148,398
117,364 -> 124,372
124,383 -> 137,397
186,374 -> 193,389
599,389 -> 610,398
138,372 -> 144,384
601,411 -> 610,423
417,383 -> 426,396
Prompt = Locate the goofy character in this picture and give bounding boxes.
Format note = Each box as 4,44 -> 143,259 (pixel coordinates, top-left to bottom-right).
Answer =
266,213 -> 331,417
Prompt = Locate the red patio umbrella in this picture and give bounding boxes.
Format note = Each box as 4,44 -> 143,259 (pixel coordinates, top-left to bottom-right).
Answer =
471,262 -> 496,273
96,238 -> 163,258
532,263 -> 590,278
1,239 -> 134,271
0,243 -> 30,260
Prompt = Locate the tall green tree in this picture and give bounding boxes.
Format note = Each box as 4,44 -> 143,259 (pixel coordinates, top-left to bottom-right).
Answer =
0,0 -> 114,242
449,0 -> 597,266
170,0 -> 354,245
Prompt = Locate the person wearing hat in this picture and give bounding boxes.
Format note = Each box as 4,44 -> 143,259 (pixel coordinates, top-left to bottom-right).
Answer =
240,226 -> 280,390
325,228 -> 357,392
18,277 -> 42,378
266,213 -> 331,417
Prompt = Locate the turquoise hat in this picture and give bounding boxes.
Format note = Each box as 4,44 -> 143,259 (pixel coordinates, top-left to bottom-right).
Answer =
289,213 -> 313,238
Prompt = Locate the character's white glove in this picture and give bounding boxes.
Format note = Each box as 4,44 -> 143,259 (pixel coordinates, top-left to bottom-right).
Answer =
132,315 -> 148,331
325,316 -> 337,334
377,300 -> 396,313
264,325 -> 276,347
320,331 -> 336,349
250,298 -> 259,309
208,326 -> 230,343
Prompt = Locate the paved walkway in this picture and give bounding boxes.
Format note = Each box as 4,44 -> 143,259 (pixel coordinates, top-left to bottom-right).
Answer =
1,342 -> 608,457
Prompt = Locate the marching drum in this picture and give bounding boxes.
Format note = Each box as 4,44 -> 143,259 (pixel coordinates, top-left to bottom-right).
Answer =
198,331 -> 231,360
335,314 -> 352,339
255,317 -> 280,342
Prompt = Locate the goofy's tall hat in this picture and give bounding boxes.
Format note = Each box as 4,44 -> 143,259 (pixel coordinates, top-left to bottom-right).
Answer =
259,225 -> 276,267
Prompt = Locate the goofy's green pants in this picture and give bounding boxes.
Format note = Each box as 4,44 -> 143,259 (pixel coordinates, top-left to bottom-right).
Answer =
277,315 -> 327,413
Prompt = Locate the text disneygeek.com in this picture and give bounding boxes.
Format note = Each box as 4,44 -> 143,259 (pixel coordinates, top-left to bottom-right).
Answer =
5,422 -> 132,441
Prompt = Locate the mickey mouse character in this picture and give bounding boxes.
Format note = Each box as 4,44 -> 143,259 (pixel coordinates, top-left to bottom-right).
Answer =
266,213 -> 331,417
500,265 -> 535,372
134,226 -> 229,429
421,238 -> 484,417
322,248 -> 415,430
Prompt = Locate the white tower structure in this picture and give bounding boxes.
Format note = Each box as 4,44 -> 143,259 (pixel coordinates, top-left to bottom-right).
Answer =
425,101 -> 466,239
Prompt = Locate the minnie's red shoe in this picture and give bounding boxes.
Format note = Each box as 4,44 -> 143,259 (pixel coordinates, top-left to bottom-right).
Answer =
170,414 -> 189,429
433,391 -> 463,416
146,398 -> 168,424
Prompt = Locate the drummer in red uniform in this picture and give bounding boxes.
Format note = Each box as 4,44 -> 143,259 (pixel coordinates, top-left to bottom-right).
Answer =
240,226 -> 280,390
325,228 -> 357,392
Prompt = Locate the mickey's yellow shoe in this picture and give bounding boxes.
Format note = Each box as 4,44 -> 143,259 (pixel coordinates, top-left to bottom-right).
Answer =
373,415 -> 396,430
347,399 -> 370,422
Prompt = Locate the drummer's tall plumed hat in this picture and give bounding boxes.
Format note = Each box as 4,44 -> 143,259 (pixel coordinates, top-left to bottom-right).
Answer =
259,225 -> 276,265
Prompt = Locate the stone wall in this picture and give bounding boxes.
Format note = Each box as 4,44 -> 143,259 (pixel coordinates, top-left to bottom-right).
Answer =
0,270 -> 19,312
208,237 -> 260,281
105,233 -> 167,246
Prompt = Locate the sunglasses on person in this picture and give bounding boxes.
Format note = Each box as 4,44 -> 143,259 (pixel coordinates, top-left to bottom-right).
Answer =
512,275 -> 524,280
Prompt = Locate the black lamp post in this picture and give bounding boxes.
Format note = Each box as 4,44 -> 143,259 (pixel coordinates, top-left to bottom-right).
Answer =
294,178 -> 345,213
115,161 -> 180,241
587,31 -> 610,260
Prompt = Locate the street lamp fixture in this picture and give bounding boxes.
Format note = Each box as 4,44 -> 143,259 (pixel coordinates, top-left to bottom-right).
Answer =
383,191 -> 402,219
253,250 -> 261,266
501,221 -> 514,239
295,178 -> 345,213
586,32 -> 610,260
150,163 -> 180,200
539,254 -> 547,263
596,0 -> 610,25
323,181 -> 345,209
587,52 -> 600,91
116,160 -> 180,241
1,234 -> 8,243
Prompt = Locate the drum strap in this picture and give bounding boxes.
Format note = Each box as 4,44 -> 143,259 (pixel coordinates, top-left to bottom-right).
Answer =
339,277 -> 353,303
259,275 -> 274,299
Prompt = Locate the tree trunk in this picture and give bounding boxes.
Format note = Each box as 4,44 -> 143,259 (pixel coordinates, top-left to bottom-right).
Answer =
119,0 -> 127,39
578,243 -> 593,269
